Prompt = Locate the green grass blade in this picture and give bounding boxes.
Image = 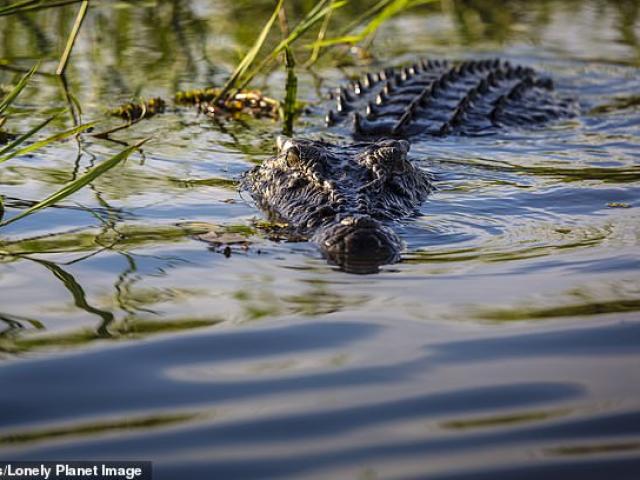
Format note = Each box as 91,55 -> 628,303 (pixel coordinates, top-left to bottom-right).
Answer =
0,115 -> 55,161
281,47 -> 297,137
0,0 -> 83,16
56,0 -> 89,75
0,120 -> 98,164
313,0 -> 437,47
304,0 -> 336,67
237,0 -> 346,90
0,139 -> 149,228
215,0 -> 284,102
0,0 -> 38,16
0,62 -> 39,116
337,0 -> 393,37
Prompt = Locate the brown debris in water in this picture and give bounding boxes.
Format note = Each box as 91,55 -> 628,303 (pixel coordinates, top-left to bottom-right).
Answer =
175,87 -> 279,119
109,97 -> 166,121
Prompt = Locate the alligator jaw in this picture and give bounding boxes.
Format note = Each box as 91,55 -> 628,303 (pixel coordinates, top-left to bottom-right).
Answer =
312,214 -> 402,274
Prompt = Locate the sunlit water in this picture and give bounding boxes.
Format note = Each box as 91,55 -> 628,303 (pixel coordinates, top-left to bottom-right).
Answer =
0,1 -> 639,478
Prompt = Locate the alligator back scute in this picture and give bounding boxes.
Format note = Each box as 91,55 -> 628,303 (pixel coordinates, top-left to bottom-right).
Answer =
326,59 -> 577,138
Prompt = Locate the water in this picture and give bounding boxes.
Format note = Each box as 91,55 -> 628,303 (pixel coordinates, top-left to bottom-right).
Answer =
0,1 -> 639,478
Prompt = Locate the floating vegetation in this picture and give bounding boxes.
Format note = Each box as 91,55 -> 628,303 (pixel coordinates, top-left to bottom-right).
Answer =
252,219 -> 302,242
197,89 -> 279,119
191,222 -> 254,257
109,97 -> 166,122
176,87 -> 279,118
170,176 -> 238,190
174,87 -> 219,105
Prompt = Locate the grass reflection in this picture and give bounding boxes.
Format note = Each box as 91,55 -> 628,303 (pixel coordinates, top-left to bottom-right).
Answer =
233,277 -> 368,320
0,221 -> 229,353
0,316 -> 221,354
545,441 -> 640,456
479,298 -> 640,322
441,408 -> 569,430
0,223 -> 211,256
0,412 -> 201,447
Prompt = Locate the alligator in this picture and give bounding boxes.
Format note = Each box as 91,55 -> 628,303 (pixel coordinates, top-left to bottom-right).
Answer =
243,59 -> 577,273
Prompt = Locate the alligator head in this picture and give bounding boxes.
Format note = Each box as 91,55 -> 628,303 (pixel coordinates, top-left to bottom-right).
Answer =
244,136 -> 432,273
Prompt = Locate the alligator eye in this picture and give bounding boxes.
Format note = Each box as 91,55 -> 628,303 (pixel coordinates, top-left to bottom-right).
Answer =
284,147 -> 302,167
276,136 -> 304,167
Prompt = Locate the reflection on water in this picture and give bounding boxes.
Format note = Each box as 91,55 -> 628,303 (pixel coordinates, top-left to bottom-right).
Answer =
0,0 -> 639,478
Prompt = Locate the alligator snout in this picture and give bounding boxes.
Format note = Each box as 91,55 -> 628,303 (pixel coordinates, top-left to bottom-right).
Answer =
312,215 -> 402,274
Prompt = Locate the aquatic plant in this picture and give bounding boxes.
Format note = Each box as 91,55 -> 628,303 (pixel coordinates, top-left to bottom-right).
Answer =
109,98 -> 167,122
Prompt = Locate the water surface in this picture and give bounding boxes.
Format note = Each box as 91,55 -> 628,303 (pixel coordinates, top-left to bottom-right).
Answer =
0,1 -> 639,478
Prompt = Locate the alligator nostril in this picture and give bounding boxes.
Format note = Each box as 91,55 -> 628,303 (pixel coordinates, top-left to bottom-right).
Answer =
339,215 -> 378,229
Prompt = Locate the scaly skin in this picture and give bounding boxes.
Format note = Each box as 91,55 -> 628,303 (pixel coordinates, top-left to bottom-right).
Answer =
243,137 -> 431,273
244,59 -> 577,273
